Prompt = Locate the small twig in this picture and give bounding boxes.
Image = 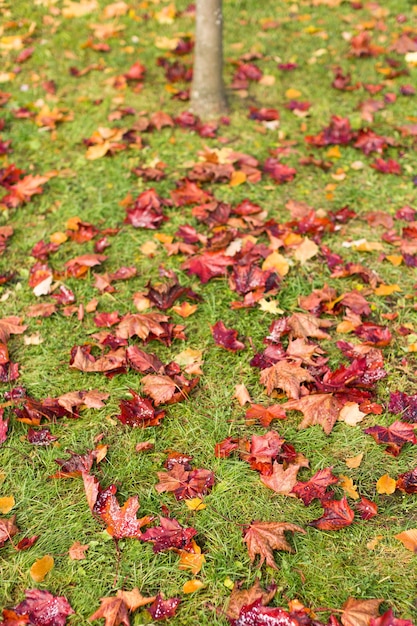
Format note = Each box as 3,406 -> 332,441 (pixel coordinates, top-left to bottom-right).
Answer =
112,539 -> 121,587
209,505 -> 246,527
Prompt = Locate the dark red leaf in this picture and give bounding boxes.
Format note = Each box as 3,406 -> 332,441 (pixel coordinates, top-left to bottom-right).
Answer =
396,467 -> 417,493
126,346 -> 164,373
140,516 -> 196,552
388,391 -> 417,423
27,428 -> 58,446
230,599 -> 299,626
155,464 -> 215,500
14,589 -> 74,626
355,497 -> 378,520
147,595 -> 180,621
364,421 -> 417,456
263,158 -> 296,183
305,115 -> 354,146
182,252 -> 231,283
292,467 -> 339,505
116,390 -> 165,428
309,496 -> 355,530
211,320 -> 245,351
370,609 -> 414,626
370,158 -> 402,175
0,408 -> 9,445
16,535 -> 39,551
214,437 -> 240,458
353,323 -> 392,346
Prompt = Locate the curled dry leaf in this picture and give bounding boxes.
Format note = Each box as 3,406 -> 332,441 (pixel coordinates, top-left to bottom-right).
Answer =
341,597 -> 383,626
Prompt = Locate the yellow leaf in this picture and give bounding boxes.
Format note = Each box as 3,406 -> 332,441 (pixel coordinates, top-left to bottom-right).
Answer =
293,238 -> 319,264
178,542 -> 205,574
338,402 -> 366,426
224,577 -> 234,590
62,0 -> 98,18
171,302 -> 198,318
336,320 -> 356,334
259,74 -> 276,86
262,251 -> 289,277
66,216 -> 81,231
154,233 -> 173,244
285,88 -> 302,98
85,142 -> 111,160
0,495 -> 15,514
0,36 -> 24,50
283,232 -> 303,246
339,475 -> 359,500
154,3 -> 176,24
353,240 -> 383,252
185,498 -> 206,511
183,580 -> 204,594
395,529 -> 417,552
30,555 -> 54,582
140,240 -> 158,256
154,36 -> 180,50
229,170 -> 247,187
376,474 -> 396,495
367,535 -> 383,550
326,146 -> 341,159
0,72 -> 15,83
386,255 -> 403,266
50,231 -> 68,244
345,452 -> 364,469
258,299 -> 284,314
374,284 -> 401,296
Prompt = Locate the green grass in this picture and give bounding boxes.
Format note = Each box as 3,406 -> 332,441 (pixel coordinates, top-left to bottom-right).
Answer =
1,0 -> 417,623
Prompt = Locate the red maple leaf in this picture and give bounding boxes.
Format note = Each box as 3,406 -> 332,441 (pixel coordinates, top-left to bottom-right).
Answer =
116,390 -> 165,427
229,600 -> 299,626
170,179 -> 211,206
211,320 -> 246,351
182,251 -> 231,283
292,467 -> 339,505
147,595 -> 180,621
364,421 -> 417,456
214,436 -> 240,458
310,496 -> 355,530
353,323 -> 392,346
370,158 -> 402,175
245,403 -> 286,427
354,497 -> 378,520
14,589 -> 74,626
155,464 -> 215,500
0,408 -> 9,445
370,609 -> 414,626
396,467 -> 417,493
140,516 -> 196,552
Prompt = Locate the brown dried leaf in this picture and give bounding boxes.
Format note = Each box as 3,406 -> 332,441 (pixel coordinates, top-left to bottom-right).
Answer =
260,361 -> 314,399
341,597 -> 383,626
283,393 -> 342,435
243,521 -> 306,569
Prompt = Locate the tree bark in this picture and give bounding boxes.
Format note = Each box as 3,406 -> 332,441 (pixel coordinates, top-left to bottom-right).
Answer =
191,0 -> 227,117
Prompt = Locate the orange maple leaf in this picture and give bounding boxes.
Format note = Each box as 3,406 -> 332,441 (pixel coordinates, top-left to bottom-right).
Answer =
283,393 -> 343,435
260,361 -> 314,399
243,521 -> 305,569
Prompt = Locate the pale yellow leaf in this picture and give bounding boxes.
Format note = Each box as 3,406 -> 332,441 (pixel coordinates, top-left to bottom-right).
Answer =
85,142 -> 111,160
262,251 -> 289,277
345,453 -> 364,469
293,238 -> 319,264
338,402 -> 367,426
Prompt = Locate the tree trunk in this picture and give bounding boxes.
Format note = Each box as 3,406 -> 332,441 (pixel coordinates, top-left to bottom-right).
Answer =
191,0 -> 227,118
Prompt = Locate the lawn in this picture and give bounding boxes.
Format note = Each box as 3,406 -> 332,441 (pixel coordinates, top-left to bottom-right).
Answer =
1,0 -> 417,624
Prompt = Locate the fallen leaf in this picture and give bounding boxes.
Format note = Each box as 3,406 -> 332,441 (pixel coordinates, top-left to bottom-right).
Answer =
0,495 -> 15,514
234,383 -> 251,406
182,580 -> 204,594
243,521 -> 306,569
69,541 -> 89,560
345,453 -> 364,469
339,475 -> 359,499
30,555 -> 54,582
260,361 -> 314,399
341,597 -> 383,626
89,596 -> 129,626
227,580 -> 277,620
376,474 -> 396,494
395,529 -> 417,552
